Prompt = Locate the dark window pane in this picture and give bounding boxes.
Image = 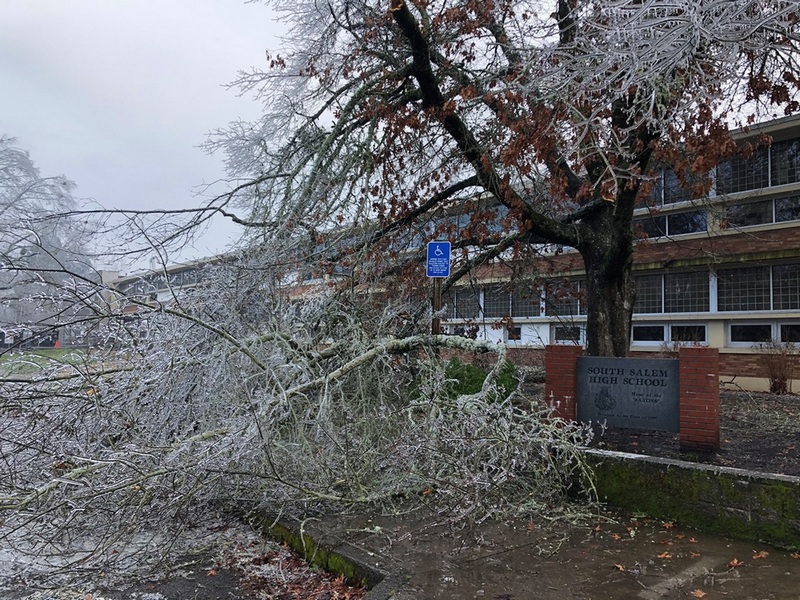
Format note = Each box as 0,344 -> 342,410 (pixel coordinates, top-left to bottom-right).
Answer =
507,326 -> 522,341
483,285 -> 510,318
671,325 -> 706,342
668,210 -> 707,235
717,267 -> 771,311
632,325 -> 665,342
634,274 -> 663,314
650,172 -> 664,204
663,168 -> 695,204
776,196 -> 800,222
716,146 -> 770,194
545,280 -> 582,316
634,214 -> 667,238
664,271 -> 709,312
774,264 -> 800,311
771,139 -> 800,186
730,324 -> 772,343
781,324 -> 800,343
511,282 -> 541,318
450,289 -> 481,319
553,326 -> 581,343
725,200 -> 772,227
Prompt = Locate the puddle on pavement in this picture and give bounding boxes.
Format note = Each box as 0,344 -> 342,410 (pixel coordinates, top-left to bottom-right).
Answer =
326,509 -> 799,599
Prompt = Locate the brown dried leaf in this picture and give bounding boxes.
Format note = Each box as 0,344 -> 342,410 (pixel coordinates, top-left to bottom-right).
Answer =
690,590 -> 707,598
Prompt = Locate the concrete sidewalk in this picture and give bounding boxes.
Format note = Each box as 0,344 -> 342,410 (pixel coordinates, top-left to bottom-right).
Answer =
303,506 -> 800,599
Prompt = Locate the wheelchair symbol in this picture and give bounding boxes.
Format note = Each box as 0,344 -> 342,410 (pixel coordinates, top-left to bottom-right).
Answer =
434,245 -> 444,256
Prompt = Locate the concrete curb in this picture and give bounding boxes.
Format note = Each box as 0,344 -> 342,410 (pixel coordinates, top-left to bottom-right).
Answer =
583,448 -> 800,549
249,514 -> 409,599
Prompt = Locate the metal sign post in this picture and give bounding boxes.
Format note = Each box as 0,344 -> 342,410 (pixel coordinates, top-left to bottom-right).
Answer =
426,242 -> 451,335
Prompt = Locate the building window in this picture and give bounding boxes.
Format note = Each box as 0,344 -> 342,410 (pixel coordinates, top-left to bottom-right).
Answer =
716,146 -> 770,194
771,139 -> 800,186
725,196 -> 800,227
717,266 -> 771,311
631,323 -> 707,345
450,325 -> 468,337
544,280 -> 583,316
774,264 -> 800,311
725,199 -> 773,227
668,210 -> 707,235
634,274 -> 663,314
483,285 -> 510,318
725,322 -> 800,346
449,288 -> 481,319
780,323 -> 800,343
634,210 -> 707,237
663,168 -> 696,204
776,195 -> 800,222
505,326 -> 522,341
730,323 -> 773,344
552,324 -> 583,344
671,324 -> 707,343
634,213 -> 667,238
648,167 -> 709,205
632,325 -> 665,342
664,271 -> 709,313
511,284 -> 542,318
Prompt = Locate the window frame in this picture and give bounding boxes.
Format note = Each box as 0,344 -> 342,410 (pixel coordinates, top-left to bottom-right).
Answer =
551,323 -> 585,345
727,322 -> 776,347
630,323 -> 708,347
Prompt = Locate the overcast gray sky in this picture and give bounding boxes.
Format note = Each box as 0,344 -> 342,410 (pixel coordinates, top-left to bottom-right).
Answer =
1,0 -> 283,266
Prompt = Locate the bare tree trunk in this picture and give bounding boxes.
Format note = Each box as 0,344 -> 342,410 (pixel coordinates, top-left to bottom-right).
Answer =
580,217 -> 635,357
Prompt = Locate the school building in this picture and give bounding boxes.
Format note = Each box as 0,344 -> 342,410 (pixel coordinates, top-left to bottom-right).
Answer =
443,114 -> 800,392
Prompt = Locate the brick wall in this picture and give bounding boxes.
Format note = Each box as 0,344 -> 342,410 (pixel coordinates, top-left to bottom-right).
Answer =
679,346 -> 720,451
543,344 -> 583,421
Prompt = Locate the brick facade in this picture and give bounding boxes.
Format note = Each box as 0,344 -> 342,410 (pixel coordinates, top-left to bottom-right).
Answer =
543,344 -> 582,421
678,347 -> 721,451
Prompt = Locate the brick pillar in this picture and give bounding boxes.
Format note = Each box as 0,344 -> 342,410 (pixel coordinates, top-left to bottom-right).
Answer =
544,344 -> 583,421
679,346 -> 720,452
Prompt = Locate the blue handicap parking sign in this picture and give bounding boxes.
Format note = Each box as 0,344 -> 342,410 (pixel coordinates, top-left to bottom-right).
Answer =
426,241 -> 451,278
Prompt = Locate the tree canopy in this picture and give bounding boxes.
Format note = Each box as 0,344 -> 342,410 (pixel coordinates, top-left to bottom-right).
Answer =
208,0 -> 800,355
0,138 -> 95,334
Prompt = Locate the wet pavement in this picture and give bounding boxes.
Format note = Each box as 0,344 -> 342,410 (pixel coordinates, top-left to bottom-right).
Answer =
2,507 -> 798,599
319,507 -> 800,599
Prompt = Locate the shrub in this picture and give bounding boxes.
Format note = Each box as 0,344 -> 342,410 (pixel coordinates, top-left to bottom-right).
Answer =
444,358 -> 518,399
756,339 -> 797,395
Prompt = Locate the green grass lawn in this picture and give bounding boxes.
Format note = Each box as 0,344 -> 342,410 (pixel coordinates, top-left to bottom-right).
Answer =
0,348 -> 87,375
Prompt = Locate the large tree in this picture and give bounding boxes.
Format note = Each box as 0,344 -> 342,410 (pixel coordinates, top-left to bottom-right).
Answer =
3,1 -> 800,584
0,138 -> 95,340
209,0 -> 800,356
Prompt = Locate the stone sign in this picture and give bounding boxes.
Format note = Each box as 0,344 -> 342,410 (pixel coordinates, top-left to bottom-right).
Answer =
576,356 -> 680,432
